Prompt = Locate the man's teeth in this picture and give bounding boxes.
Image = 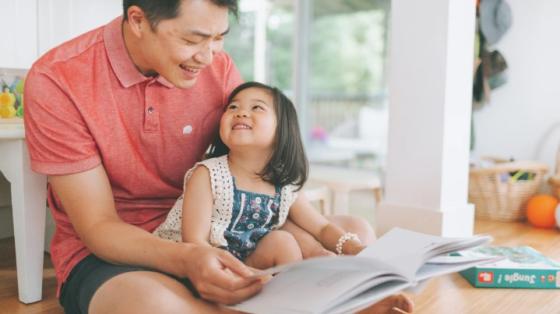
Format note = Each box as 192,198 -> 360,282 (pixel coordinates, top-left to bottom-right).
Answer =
180,65 -> 198,73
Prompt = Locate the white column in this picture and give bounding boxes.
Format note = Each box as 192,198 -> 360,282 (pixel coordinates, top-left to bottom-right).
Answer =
253,1 -> 268,82
377,0 -> 476,237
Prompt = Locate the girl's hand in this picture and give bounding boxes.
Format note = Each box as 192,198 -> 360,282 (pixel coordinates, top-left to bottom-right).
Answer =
344,241 -> 367,256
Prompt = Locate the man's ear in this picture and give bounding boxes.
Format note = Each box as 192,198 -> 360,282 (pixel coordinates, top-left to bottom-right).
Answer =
126,6 -> 147,37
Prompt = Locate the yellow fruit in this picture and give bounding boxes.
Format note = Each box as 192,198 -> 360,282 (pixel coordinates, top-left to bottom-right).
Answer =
0,104 -> 16,118
0,89 -> 16,107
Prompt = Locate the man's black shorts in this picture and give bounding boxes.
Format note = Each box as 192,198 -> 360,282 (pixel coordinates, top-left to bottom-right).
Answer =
59,254 -> 197,314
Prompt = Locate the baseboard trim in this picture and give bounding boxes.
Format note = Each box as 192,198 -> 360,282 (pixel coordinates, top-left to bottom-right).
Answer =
376,201 -> 475,237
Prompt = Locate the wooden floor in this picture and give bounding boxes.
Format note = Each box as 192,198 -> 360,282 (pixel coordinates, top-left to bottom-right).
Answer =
0,220 -> 559,314
414,220 -> 560,314
0,239 -> 61,314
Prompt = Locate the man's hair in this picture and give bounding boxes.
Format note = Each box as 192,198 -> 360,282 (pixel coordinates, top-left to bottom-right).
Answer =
123,0 -> 238,29
206,81 -> 309,191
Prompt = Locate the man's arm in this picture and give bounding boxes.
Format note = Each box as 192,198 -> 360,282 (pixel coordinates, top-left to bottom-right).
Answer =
49,164 -> 262,304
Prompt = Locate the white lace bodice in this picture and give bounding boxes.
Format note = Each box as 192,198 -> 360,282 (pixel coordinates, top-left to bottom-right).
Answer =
153,155 -> 298,247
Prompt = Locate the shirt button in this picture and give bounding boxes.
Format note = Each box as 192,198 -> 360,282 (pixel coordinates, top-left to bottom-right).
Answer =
183,125 -> 193,134
147,106 -> 154,114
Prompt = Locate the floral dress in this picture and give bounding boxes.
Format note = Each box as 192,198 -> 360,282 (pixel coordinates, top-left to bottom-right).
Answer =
223,179 -> 282,260
153,155 -> 298,261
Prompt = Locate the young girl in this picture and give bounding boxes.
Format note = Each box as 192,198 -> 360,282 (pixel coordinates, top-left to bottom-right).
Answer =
154,82 -> 413,313
154,81 -> 366,269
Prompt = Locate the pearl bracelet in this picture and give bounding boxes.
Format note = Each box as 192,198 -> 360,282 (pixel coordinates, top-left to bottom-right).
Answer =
335,232 -> 360,255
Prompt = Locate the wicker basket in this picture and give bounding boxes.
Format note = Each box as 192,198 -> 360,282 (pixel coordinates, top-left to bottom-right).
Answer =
469,157 -> 548,221
549,176 -> 560,198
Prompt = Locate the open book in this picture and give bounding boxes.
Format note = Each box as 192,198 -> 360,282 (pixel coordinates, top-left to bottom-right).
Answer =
230,228 -> 499,314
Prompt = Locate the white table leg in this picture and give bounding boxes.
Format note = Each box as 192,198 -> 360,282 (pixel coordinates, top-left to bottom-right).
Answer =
373,188 -> 383,205
0,140 -> 47,304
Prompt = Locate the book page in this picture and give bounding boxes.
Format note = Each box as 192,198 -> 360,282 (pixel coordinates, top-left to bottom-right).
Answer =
231,256 -> 406,314
233,228 -> 493,313
327,281 -> 411,314
358,228 -> 492,280
416,256 -> 503,281
250,254 -> 399,278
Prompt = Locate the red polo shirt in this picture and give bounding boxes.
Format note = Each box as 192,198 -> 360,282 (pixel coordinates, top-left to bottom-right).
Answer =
24,16 -> 242,296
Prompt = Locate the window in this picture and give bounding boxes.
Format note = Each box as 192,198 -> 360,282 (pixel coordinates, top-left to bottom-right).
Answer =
226,0 -> 390,170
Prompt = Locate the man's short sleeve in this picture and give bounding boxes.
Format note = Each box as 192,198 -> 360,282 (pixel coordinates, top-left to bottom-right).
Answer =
24,68 -> 101,175
221,53 -> 244,104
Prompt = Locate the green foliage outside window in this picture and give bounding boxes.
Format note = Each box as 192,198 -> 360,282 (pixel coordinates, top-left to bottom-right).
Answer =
225,2 -> 389,96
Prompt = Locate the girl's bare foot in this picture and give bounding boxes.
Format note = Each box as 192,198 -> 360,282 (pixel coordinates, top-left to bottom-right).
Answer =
357,294 -> 414,314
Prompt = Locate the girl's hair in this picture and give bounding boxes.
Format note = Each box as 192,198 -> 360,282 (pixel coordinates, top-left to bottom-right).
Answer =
206,81 -> 308,190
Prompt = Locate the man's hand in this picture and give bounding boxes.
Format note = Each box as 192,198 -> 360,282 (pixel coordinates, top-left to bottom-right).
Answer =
179,244 -> 263,305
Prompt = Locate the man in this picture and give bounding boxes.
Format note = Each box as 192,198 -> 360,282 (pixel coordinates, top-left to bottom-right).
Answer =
24,0 -> 411,313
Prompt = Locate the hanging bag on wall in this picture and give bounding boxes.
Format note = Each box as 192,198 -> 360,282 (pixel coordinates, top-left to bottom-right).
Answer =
479,0 -> 512,46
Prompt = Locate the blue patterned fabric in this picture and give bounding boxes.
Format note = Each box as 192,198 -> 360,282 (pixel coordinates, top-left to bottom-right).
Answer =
223,178 -> 282,261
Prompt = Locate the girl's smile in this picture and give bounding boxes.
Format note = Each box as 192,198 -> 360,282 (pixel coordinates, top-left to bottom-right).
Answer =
232,122 -> 252,130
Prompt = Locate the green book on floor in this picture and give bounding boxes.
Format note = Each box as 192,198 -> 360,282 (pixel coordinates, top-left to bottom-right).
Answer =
458,246 -> 560,289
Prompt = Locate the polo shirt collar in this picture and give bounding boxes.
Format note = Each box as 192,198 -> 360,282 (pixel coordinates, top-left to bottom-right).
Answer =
104,16 -> 174,89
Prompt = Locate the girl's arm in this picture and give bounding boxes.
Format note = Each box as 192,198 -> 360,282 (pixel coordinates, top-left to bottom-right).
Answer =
288,192 -> 365,255
181,166 -> 214,246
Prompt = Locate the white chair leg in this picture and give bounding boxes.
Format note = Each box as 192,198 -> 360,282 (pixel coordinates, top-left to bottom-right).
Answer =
332,188 -> 350,215
1,140 -> 47,303
303,184 -> 332,215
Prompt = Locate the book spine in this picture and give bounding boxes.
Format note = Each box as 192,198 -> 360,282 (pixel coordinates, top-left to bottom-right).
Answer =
461,267 -> 560,289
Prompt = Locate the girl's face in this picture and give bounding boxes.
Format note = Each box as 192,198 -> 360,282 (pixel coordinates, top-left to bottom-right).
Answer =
220,87 -> 277,153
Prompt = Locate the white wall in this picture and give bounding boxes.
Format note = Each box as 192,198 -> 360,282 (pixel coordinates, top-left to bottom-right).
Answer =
472,0 -> 560,179
0,0 -> 38,69
38,0 -> 121,55
0,0 -> 120,67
